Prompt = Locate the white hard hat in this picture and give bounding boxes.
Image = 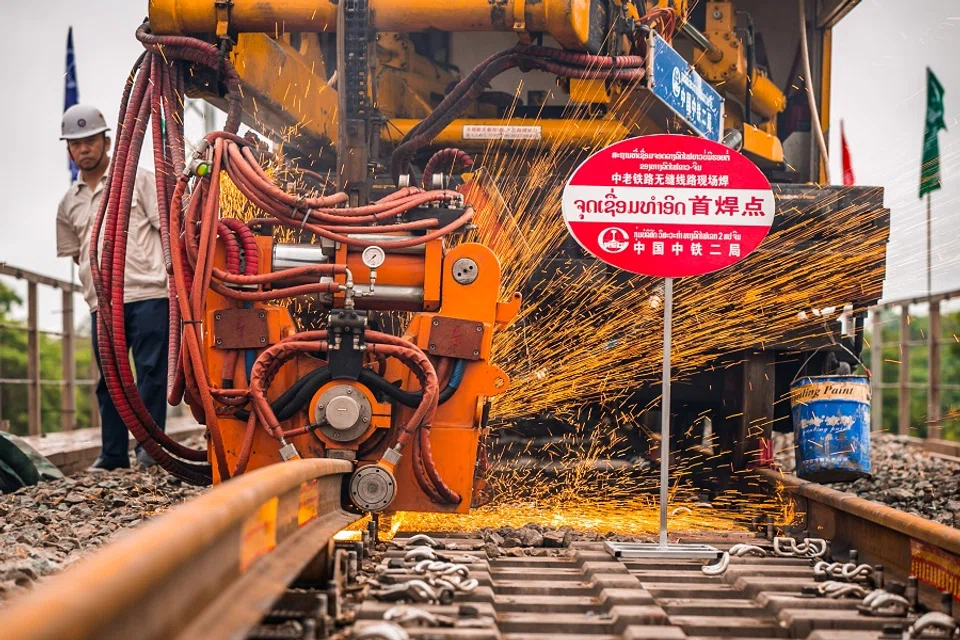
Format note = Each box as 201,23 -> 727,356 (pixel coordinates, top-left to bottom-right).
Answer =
60,104 -> 111,140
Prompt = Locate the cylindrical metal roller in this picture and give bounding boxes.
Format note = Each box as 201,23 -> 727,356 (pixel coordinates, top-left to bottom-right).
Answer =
148,0 -> 609,52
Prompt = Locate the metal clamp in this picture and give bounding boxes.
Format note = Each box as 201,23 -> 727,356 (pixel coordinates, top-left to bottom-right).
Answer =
860,589 -> 911,617
392,534 -> 443,549
384,605 -> 442,627
773,536 -> 827,558
814,561 -> 874,581
354,622 -> 410,640
371,579 -> 454,605
512,0 -> 526,31
278,438 -> 301,461
905,611 -> 958,639
383,605 -> 495,629
404,546 -> 438,562
729,543 -> 767,558
214,0 -> 234,40
702,552 -> 730,576
183,140 -> 212,178
816,580 -> 868,599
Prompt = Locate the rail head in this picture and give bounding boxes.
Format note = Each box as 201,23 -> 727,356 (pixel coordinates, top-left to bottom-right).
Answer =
759,468 -> 960,557
0,458 -> 356,640
760,467 -> 960,609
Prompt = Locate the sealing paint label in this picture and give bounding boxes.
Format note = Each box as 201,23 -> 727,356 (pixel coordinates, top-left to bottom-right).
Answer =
298,479 -> 320,527
911,539 -> 960,601
462,125 -> 542,140
791,381 -> 871,405
239,497 -> 278,572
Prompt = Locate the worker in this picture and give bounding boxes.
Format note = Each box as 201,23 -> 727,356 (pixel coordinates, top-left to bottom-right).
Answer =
55,104 -> 169,470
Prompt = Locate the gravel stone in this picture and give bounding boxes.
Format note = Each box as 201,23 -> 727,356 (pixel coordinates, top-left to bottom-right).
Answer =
543,530 -> 571,548
501,535 -> 521,548
0,464 -> 206,603
777,431 -> 960,528
516,527 -> 543,547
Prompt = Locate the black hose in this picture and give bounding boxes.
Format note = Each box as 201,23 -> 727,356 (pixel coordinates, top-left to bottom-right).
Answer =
234,366 -> 331,422
232,360 -> 463,423
359,359 -> 464,408
359,369 -> 422,408
276,368 -> 332,421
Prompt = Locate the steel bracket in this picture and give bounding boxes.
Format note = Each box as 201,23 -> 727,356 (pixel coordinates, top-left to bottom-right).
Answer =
604,542 -> 722,560
213,0 -> 233,40
328,310 -> 367,380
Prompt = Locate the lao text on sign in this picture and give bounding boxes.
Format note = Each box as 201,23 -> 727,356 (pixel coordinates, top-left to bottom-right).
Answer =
562,134 -> 775,278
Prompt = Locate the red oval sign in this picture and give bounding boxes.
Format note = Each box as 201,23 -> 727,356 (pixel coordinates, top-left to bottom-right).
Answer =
562,134 -> 775,277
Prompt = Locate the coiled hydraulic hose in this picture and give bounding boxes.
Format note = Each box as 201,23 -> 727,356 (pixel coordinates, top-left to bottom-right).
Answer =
95,20 -> 641,489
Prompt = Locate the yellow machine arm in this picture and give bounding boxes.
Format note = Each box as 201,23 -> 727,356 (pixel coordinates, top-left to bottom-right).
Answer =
149,0 -> 818,170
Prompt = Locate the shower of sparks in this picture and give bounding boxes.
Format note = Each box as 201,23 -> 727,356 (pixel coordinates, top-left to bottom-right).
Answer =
388,425 -> 794,538
208,44 -> 898,537
458,122 -> 887,420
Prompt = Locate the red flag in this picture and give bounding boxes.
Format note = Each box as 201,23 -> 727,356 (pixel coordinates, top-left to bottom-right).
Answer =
841,120 -> 855,186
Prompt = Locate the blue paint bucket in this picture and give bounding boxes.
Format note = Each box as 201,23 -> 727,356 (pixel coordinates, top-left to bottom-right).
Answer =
790,375 -> 871,482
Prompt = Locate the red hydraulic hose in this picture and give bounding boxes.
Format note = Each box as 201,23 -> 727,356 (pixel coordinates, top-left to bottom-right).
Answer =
91,54 -> 210,481
98,23 -> 495,486
422,148 -> 474,188
217,222 -> 242,275
219,217 -> 259,274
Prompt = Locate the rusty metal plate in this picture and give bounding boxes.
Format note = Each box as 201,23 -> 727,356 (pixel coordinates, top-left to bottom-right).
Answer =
213,308 -> 269,349
427,317 -> 484,360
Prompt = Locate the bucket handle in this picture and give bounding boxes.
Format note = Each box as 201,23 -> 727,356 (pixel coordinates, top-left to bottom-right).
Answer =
791,321 -> 870,385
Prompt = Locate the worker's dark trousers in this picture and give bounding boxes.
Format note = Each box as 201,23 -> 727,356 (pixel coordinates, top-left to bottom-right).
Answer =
90,298 -> 169,467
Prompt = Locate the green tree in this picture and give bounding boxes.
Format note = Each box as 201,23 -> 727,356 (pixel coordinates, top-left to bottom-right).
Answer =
862,307 -> 960,441
0,280 -> 94,435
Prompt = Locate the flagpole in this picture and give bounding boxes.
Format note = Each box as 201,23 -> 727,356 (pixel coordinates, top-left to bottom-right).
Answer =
927,193 -> 932,296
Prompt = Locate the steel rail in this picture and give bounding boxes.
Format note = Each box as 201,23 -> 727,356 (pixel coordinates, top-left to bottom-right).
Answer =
0,458 -> 357,640
759,468 -> 960,608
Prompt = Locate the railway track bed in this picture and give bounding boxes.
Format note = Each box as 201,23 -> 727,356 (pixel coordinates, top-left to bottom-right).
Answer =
344,531 -> 929,640
1,460 -> 958,640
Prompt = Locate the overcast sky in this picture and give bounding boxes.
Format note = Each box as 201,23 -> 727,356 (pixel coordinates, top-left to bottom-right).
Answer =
1,0 -> 958,331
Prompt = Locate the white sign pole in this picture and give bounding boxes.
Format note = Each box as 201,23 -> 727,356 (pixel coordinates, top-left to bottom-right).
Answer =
659,277 -> 672,548
561,133 -> 774,560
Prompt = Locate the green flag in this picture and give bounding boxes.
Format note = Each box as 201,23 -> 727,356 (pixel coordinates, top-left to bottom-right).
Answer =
920,67 -> 946,198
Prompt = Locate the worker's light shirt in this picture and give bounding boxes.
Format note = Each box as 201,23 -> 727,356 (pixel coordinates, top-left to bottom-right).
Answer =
56,166 -> 168,312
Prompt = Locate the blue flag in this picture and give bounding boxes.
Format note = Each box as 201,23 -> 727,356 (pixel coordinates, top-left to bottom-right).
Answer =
64,27 -> 79,181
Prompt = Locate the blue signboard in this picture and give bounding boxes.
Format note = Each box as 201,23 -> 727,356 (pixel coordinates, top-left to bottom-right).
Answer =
649,32 -> 724,142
